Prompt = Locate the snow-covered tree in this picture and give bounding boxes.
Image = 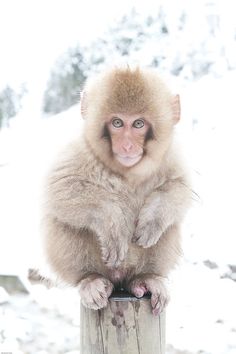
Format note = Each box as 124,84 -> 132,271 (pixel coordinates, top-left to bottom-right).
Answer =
85,3 -> 235,80
43,46 -> 87,115
0,85 -> 25,128
42,2 -> 236,115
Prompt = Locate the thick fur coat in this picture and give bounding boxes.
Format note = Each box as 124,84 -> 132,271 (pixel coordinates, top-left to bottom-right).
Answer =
42,67 -> 192,312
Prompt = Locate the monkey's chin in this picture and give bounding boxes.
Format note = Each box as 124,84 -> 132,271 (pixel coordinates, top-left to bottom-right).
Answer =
115,154 -> 142,167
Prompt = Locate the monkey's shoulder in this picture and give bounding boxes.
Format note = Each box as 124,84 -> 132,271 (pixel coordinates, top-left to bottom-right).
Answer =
46,139 -> 126,192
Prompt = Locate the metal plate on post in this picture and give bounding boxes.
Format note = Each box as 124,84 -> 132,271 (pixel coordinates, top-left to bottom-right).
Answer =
110,289 -> 151,302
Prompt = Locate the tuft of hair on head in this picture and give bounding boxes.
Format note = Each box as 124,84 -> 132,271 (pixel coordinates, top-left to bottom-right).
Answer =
82,66 -> 174,123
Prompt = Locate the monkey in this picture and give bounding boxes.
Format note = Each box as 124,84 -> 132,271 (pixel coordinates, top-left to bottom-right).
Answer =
42,66 -> 191,315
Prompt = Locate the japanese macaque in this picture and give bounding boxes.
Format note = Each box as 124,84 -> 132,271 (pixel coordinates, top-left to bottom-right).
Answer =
42,66 -> 191,315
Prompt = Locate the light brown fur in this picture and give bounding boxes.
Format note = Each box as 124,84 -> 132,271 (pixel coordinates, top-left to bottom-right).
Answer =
42,66 -> 192,314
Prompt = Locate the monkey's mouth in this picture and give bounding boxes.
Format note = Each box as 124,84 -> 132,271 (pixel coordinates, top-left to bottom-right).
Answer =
115,154 -> 142,167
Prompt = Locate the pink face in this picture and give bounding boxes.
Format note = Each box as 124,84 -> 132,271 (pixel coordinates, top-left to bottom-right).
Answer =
106,114 -> 150,167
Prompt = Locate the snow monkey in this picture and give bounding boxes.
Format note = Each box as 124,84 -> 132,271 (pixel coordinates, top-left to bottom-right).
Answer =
42,66 -> 191,315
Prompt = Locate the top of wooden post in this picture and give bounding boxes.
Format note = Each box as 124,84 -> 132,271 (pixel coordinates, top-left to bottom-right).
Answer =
110,289 -> 151,302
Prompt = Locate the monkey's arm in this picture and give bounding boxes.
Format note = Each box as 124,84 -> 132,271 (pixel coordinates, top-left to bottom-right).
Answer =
133,176 -> 192,248
45,172 -> 134,267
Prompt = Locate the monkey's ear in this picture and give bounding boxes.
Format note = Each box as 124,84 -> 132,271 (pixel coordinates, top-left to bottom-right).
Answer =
80,91 -> 87,119
172,94 -> 181,124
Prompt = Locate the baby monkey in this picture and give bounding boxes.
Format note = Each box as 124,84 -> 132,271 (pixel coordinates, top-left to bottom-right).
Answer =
42,66 -> 191,315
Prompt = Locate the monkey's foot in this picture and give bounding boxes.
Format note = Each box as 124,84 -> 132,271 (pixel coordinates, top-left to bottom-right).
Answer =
127,275 -> 169,315
79,274 -> 114,310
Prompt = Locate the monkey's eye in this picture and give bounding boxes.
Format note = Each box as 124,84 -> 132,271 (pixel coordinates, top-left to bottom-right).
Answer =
112,118 -> 123,128
133,119 -> 145,129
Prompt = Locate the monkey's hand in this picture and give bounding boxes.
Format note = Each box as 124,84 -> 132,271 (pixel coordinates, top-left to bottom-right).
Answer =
127,275 -> 170,315
97,204 -> 134,267
132,194 -> 165,247
133,178 -> 191,248
100,230 -> 129,268
132,192 -> 167,247
132,215 -> 164,248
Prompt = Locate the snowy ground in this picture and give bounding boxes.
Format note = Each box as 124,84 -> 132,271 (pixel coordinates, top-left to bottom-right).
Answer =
0,73 -> 236,353
0,287 -> 81,354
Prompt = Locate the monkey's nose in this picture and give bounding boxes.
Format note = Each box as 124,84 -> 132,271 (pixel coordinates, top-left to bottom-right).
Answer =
122,141 -> 133,153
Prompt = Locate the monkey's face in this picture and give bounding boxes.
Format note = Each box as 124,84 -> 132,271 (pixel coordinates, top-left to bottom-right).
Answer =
82,67 -> 180,177
105,114 -> 150,167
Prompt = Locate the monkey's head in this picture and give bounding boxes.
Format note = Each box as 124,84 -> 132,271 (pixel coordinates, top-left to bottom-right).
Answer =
81,67 -> 180,178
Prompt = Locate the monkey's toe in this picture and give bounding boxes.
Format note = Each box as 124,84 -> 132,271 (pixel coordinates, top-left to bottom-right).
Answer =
127,275 -> 169,315
132,285 -> 147,298
151,291 -> 169,316
81,292 -> 109,310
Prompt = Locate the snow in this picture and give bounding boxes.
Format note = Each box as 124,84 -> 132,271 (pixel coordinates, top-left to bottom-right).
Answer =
181,72 -> 236,265
0,104 -> 83,274
1,0 -> 236,350
167,263 -> 236,354
0,288 -> 81,354
0,286 -> 10,304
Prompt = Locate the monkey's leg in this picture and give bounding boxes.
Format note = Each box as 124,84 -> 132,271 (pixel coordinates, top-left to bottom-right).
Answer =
79,274 -> 114,310
128,224 -> 181,315
44,217 -> 114,309
126,274 -> 169,316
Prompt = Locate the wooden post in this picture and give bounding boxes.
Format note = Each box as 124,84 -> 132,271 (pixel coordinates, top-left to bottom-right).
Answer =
80,291 -> 166,354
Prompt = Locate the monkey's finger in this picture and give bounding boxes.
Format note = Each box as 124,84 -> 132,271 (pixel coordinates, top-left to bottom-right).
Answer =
151,292 -> 160,308
104,250 -> 119,266
83,297 -> 108,310
151,293 -> 164,316
152,291 -> 169,316
104,282 -> 114,298
132,228 -> 144,242
152,305 -> 161,316
93,291 -> 109,308
103,239 -> 128,267
134,234 -> 154,248
135,229 -> 160,248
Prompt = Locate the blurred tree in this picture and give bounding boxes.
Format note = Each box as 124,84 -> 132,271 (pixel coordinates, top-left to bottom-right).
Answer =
88,4 -> 231,80
43,46 -> 87,115
82,8 -> 171,74
42,3 -> 234,117
0,85 -> 24,128
83,9 -> 149,74
41,9 -> 173,117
